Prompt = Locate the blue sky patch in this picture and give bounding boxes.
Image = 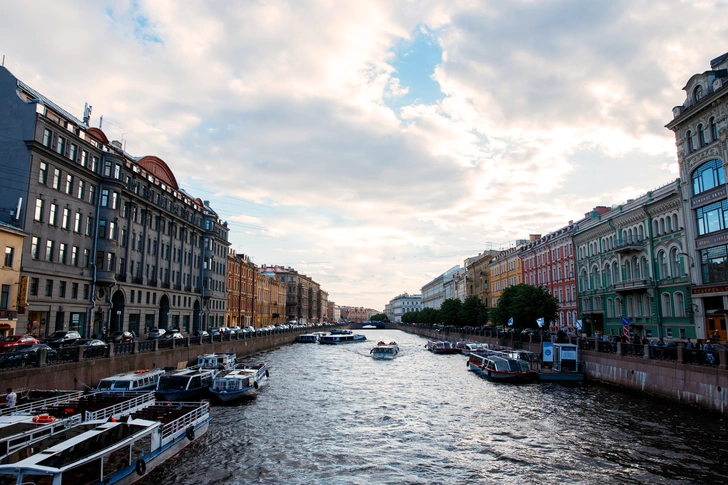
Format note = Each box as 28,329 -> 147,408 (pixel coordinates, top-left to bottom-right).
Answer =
387,26 -> 444,111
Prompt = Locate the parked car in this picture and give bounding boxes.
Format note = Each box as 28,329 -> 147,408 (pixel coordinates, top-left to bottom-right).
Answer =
242,326 -> 255,335
162,332 -> 185,340
0,335 -> 39,352
107,331 -> 133,344
81,339 -> 107,347
209,327 -> 231,336
229,326 -> 242,334
42,330 -> 81,348
192,330 -> 210,338
0,344 -> 57,367
148,327 -> 166,339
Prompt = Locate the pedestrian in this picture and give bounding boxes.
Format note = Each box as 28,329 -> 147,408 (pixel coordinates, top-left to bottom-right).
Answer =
685,338 -> 694,349
641,335 -> 649,345
5,388 -> 16,408
130,329 -> 136,342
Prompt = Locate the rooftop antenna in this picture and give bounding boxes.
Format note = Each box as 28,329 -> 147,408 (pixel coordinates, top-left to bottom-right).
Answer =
1,55 -> 4,67
121,133 -> 127,152
83,103 -> 92,126
99,115 -> 103,130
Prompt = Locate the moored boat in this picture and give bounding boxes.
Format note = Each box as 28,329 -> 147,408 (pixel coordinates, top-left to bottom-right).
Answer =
209,363 -> 269,403
319,333 -> 367,345
155,367 -> 217,401
426,340 -> 459,354
0,400 -> 210,485
467,353 -> 538,383
329,328 -> 353,335
96,368 -> 166,392
370,341 -> 399,359
197,353 -> 236,370
295,333 -> 320,343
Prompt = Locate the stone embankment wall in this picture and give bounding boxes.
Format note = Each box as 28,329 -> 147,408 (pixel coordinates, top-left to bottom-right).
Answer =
395,324 -> 728,415
2,333 -> 297,391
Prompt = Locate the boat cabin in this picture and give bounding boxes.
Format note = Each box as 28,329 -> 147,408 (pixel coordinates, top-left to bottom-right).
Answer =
96,368 -> 165,391
543,342 -> 579,372
197,353 -> 236,370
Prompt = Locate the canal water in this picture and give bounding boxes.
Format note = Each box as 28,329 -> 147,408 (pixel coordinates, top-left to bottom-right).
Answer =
141,329 -> 728,484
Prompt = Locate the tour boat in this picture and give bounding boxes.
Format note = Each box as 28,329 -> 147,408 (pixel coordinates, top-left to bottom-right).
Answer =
370,341 -> 399,360
0,413 -> 84,462
0,400 -> 210,485
197,352 -> 237,370
96,368 -> 166,392
467,353 -> 538,383
329,328 -> 353,335
319,333 -> 367,344
426,340 -> 459,354
295,333 -> 320,343
209,362 -> 269,403
155,367 -> 217,401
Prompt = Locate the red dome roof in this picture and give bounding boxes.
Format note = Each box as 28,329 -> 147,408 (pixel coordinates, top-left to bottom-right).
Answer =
137,156 -> 179,190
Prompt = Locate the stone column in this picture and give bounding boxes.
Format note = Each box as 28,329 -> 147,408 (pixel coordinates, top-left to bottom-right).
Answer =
643,344 -> 650,359
153,339 -> 159,352
108,343 -> 115,358
77,345 -> 85,362
133,342 -> 139,354
677,344 -> 684,363
720,349 -> 728,369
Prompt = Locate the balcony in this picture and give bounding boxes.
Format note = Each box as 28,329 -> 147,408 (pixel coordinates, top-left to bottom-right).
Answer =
614,278 -> 653,292
132,276 -> 143,285
613,236 -> 645,254
96,270 -> 116,286
161,281 -> 170,289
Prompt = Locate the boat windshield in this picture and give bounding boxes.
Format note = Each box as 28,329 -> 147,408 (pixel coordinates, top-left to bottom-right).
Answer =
98,380 -> 130,390
506,360 -> 522,372
157,376 -> 190,391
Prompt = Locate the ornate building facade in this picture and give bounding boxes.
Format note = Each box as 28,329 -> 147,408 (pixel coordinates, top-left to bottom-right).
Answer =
666,51 -> 728,340
0,66 -> 229,337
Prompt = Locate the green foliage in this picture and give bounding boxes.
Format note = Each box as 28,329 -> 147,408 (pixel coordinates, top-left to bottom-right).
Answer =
440,298 -> 462,326
493,283 -> 559,329
459,295 -> 489,326
370,313 -> 390,322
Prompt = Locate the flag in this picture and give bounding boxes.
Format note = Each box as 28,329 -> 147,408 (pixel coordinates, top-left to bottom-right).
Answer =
575,319 -> 583,330
507,317 -> 514,327
536,317 -> 544,328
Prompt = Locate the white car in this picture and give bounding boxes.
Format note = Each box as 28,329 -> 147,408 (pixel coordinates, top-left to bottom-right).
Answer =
148,327 -> 166,339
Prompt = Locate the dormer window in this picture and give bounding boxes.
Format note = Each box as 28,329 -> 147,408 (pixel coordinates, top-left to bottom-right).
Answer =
694,84 -> 703,103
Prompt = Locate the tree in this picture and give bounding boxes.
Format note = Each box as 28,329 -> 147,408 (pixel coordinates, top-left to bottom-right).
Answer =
492,283 -> 559,329
440,298 -> 462,326
420,307 -> 440,324
370,313 -> 390,322
459,295 -> 488,326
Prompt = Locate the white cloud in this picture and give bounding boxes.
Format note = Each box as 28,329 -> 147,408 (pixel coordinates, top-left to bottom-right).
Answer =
1,0 -> 726,310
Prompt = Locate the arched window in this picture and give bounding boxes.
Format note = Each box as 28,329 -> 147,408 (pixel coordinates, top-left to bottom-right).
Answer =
687,130 -> 694,152
607,298 -> 614,318
654,220 -> 660,235
659,251 -> 668,279
674,292 -> 685,317
672,214 -> 679,231
662,293 -> 673,317
634,258 -> 641,279
660,219 -> 665,234
694,84 -> 703,102
692,159 -> 725,196
627,296 -> 634,317
625,260 -> 632,281
641,256 -> 649,278
670,248 -> 681,276
615,298 -> 622,317
637,295 -> 644,316
605,263 -> 612,286
612,261 -> 620,284
698,123 -> 706,147
643,295 -> 651,317
711,116 -> 718,142
638,225 -> 644,240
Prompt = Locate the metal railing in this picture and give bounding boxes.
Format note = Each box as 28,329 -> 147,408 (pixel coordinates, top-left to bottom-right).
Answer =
115,342 -> 134,355
160,402 -> 210,443
3,414 -> 82,456
83,345 -> 110,360
84,391 -> 156,421
0,390 -> 84,416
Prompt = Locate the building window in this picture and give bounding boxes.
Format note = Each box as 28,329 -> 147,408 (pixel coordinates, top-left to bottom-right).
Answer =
98,220 -> 107,239
62,208 -> 70,230
77,180 -> 85,200
45,240 -> 54,262
30,278 -> 38,296
59,243 -> 67,264
72,246 -> 78,266
3,247 -> 13,268
59,281 -> 66,298
71,283 -> 78,299
92,156 -> 99,172
52,168 -> 61,190
694,84 -> 703,102
69,143 -> 77,161
695,199 -> 728,236
698,124 -> 706,147
83,249 -> 90,267
662,293 -> 673,317
31,237 -> 40,259
687,130 -> 694,153
56,136 -> 66,155
39,162 -> 47,184
88,185 -> 96,204
42,129 -> 52,147
701,244 -> 728,284
81,150 -> 88,168
711,117 -> 718,142
101,189 -> 109,207
86,216 -> 94,236
692,159 -> 724,196
83,284 -> 89,299
74,213 -> 81,233
34,198 -> 44,222
109,221 -> 118,241
0,284 -> 9,309
103,161 -> 113,177
45,279 -> 53,297
49,203 -> 57,226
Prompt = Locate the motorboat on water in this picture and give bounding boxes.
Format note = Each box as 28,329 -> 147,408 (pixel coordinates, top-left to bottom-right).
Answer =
295,333 -> 320,343
329,329 -> 353,335
426,340 -> 459,354
155,354 -> 236,401
209,363 -> 269,403
370,341 -> 399,360
467,352 -> 538,383
96,368 -> 166,392
319,333 -> 367,345
0,400 -> 210,485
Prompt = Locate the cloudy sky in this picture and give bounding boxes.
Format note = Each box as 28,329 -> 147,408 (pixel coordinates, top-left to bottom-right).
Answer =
2,1 -> 726,311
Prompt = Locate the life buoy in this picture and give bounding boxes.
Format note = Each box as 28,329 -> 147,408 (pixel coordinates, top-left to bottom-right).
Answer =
136,458 -> 147,476
254,381 -> 259,390
32,414 -> 56,424
134,369 -> 149,374
185,426 -> 195,441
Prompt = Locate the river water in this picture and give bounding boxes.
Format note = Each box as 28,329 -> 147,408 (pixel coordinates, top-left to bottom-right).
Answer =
140,329 -> 728,485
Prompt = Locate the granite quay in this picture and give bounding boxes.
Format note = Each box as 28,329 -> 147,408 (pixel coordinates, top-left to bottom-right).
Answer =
0,326 -> 321,392
396,322 -> 728,415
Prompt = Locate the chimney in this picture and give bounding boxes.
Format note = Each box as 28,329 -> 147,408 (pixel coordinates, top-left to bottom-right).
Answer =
111,140 -> 122,149
529,234 -> 541,242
